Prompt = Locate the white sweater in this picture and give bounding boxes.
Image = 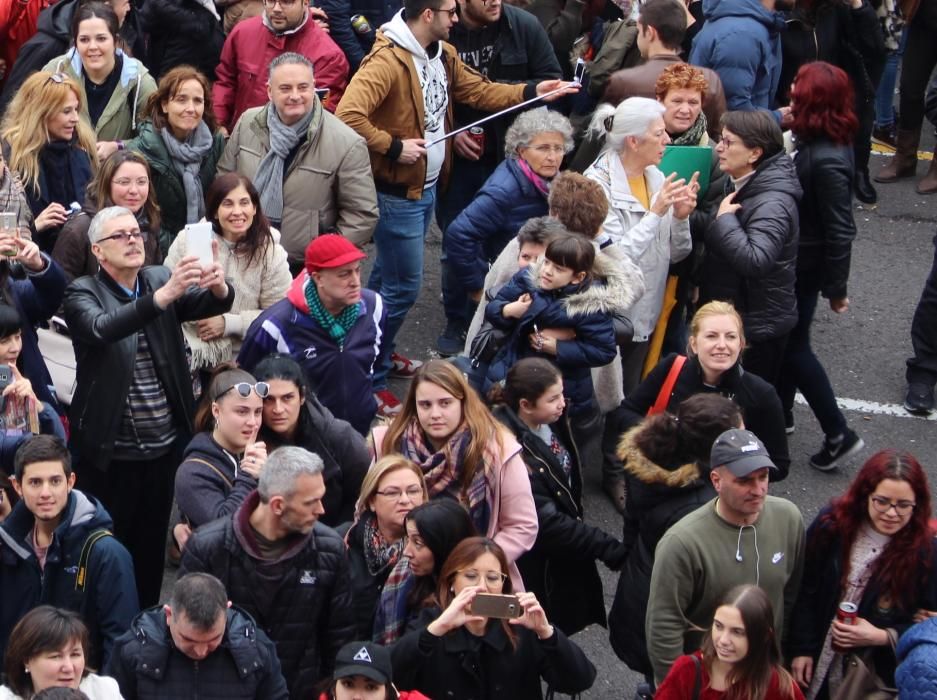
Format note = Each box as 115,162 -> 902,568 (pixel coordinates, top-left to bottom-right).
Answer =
0,673 -> 124,699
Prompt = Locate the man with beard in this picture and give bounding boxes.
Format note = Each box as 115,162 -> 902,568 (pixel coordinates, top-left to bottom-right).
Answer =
178,446 -> 354,698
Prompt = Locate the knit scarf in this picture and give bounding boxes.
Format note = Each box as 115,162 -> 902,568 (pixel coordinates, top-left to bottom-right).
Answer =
160,121 -> 214,224
304,276 -> 359,344
37,140 -> 92,209
516,157 -> 551,197
0,162 -> 27,222
669,111 -> 708,146
374,556 -> 415,645
400,421 -> 491,535
361,510 -> 405,576
253,101 -> 319,223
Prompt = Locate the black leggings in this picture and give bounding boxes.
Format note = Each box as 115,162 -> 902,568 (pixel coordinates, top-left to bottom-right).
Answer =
898,0 -> 937,132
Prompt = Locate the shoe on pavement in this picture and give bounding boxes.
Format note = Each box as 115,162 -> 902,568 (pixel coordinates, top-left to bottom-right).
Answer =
374,389 -> 402,417
436,321 -> 466,356
809,429 -> 864,472
784,412 -> 795,435
854,169 -> 877,204
390,352 -> 422,377
904,382 -> 936,414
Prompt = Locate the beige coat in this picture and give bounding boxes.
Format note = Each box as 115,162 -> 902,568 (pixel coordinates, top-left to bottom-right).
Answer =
217,102 -> 378,264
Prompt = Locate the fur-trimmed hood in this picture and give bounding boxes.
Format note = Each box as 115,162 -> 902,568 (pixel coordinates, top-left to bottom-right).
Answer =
525,247 -> 645,318
617,426 -> 703,488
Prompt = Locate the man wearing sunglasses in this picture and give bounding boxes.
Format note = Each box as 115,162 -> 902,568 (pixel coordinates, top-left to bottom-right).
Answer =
62,205 -> 235,609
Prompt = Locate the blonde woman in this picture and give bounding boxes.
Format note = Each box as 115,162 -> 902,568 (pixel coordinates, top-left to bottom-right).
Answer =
0,71 -> 96,250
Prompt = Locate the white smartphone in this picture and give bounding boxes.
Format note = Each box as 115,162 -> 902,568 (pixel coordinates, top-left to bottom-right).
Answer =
185,222 -> 214,267
573,58 -> 587,84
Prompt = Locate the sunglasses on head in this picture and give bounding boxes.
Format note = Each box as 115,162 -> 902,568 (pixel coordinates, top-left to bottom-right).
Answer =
45,72 -> 66,86
214,381 -> 270,401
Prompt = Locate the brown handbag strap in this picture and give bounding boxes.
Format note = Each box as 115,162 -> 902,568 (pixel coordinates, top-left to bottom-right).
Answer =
186,457 -> 234,488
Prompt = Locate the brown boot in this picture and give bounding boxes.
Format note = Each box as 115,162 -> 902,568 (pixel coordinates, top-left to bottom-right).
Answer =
875,128 -> 921,182
918,154 -> 937,194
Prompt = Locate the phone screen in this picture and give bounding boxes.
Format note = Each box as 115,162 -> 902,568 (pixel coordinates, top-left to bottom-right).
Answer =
185,222 -> 214,267
574,59 -> 586,84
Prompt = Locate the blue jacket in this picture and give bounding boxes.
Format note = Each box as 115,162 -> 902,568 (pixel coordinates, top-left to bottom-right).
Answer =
689,0 -> 785,111
0,490 -> 139,667
897,618 -> 937,700
319,0 -> 401,70
445,159 -> 549,292
484,264 -> 619,417
237,273 -> 385,436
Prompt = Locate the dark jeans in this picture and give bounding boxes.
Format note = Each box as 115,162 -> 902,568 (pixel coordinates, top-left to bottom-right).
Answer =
777,282 -> 848,438
77,442 -> 183,607
907,234 -> 937,387
898,0 -> 937,132
742,335 -> 789,389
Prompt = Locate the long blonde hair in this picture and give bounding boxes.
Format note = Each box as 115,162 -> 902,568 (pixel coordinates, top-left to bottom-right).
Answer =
0,71 -> 98,193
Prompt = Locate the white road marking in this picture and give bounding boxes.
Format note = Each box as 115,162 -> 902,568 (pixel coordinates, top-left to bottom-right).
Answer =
795,393 -> 937,421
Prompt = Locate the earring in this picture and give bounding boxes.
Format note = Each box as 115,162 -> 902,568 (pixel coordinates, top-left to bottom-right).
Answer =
24,668 -> 29,674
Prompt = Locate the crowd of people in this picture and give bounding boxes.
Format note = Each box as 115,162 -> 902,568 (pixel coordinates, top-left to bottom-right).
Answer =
1,0 -> 937,697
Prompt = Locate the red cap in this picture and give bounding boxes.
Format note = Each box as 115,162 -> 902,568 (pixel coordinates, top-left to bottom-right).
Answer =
304,234 -> 366,273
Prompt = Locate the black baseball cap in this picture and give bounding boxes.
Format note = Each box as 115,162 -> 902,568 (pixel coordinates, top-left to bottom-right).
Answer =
710,429 -> 777,477
333,641 -> 392,685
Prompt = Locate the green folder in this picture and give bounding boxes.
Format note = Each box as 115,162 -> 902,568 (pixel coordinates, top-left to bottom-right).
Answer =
659,145 -> 713,201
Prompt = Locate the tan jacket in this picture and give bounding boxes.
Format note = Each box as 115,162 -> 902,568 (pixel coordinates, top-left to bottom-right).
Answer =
217,102 -> 378,262
335,31 -> 530,200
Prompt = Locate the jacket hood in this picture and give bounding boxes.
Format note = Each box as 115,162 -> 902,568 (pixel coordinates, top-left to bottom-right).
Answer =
704,0 -> 784,30
381,9 -> 443,60
287,272 -> 311,312
898,618 -> 937,661
37,0 -> 79,38
618,427 -> 704,487
182,431 -> 237,466
62,47 -> 149,89
737,150 -> 804,202
0,489 -> 113,560
526,249 -> 643,317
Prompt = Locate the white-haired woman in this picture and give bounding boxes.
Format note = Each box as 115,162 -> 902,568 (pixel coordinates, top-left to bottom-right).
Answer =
440,107 -> 574,355
584,97 -> 698,393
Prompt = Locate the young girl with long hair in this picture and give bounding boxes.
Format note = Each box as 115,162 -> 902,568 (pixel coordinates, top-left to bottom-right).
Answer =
655,585 -> 803,700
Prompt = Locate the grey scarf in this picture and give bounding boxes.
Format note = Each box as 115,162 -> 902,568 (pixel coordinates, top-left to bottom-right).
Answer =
161,121 -> 214,224
253,102 -> 319,223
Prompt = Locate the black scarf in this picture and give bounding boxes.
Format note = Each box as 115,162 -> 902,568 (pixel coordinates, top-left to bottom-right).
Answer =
35,140 -> 93,212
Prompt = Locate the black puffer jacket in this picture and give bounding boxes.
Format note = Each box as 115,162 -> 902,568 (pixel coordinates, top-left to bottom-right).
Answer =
793,138 -> 857,300
337,515 -> 395,640
605,354 -> 790,480
608,428 -> 716,676
139,0 -> 226,81
259,395 -> 370,527
105,605 -> 289,699
63,265 -> 235,471
493,404 -> 624,636
178,490 -> 355,697
700,151 -> 802,343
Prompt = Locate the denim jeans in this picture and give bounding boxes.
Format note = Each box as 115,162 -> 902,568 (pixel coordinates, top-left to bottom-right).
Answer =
368,186 -> 437,388
777,280 -> 847,438
875,29 -> 908,128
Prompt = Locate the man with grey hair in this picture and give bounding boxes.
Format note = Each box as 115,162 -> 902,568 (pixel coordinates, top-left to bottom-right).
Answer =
179,445 -> 354,698
107,573 -> 288,698
63,205 -> 234,609
218,52 -> 377,273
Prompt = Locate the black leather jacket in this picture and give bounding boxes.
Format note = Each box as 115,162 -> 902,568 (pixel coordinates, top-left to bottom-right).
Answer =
63,265 -> 234,471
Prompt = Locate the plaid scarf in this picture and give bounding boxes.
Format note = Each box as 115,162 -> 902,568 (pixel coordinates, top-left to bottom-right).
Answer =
400,421 -> 491,535
374,556 -> 414,644
361,510 -> 404,575
304,277 -> 359,344
670,111 -> 709,146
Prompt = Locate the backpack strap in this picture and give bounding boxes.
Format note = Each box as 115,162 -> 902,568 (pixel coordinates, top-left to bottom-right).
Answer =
185,457 -> 235,488
647,355 -> 687,416
691,654 -> 702,700
75,529 -> 113,592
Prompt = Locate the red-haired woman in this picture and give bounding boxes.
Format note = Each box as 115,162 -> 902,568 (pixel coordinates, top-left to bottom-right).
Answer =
777,62 -> 865,472
789,450 -> 937,699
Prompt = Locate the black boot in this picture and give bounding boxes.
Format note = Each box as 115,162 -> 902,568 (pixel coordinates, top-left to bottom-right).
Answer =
855,168 -> 878,204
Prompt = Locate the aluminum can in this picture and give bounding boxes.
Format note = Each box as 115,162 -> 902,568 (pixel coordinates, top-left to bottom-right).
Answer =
468,126 -> 485,151
836,601 -> 858,625
351,14 -> 372,34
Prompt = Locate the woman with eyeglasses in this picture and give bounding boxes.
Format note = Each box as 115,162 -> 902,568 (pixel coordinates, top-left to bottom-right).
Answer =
165,173 -> 291,375
789,450 -> 937,699
439,108 -> 573,355
338,454 -> 428,640
42,1 -> 156,162
126,65 -> 225,255
172,367 -> 269,550
391,536 -> 596,700
0,70 -> 96,251
53,149 -> 162,282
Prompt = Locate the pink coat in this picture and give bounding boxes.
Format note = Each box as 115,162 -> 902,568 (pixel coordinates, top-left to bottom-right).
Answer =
212,13 -> 349,130
370,424 -> 538,590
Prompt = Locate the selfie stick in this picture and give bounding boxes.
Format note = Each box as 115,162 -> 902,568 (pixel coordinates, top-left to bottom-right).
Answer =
424,83 -> 576,148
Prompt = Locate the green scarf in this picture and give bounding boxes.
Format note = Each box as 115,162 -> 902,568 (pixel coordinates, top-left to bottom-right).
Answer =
670,111 -> 709,146
304,278 -> 359,345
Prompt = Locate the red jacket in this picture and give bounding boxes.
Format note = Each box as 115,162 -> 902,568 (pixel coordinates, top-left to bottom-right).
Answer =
212,12 -> 349,130
0,0 -> 55,93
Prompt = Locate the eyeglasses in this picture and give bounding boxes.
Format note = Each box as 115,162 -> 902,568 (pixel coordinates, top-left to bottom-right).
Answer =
375,486 -> 424,501
113,177 -> 149,188
96,230 -> 148,244
215,381 -> 271,401
458,569 -> 508,586
431,6 -> 458,17
718,135 -> 739,148
524,144 -> 566,155
45,72 -> 66,86
262,0 -> 299,7
869,495 -> 916,515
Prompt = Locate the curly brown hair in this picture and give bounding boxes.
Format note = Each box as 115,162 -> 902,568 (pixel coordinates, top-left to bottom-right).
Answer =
654,63 -> 709,101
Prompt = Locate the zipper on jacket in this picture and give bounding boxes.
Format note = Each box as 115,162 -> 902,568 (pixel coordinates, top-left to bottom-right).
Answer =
527,448 -> 579,515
